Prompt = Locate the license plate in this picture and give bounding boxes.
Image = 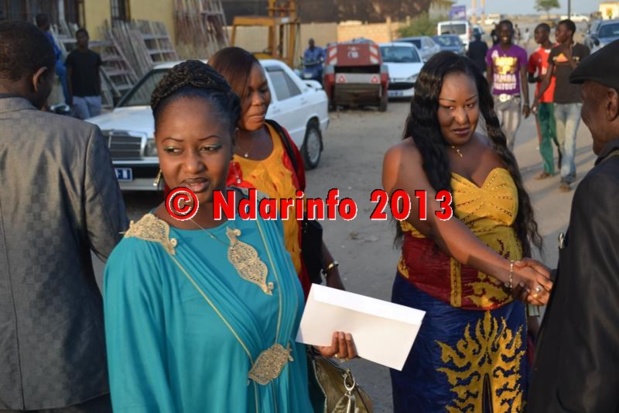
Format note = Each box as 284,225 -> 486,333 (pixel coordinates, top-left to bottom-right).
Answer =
388,90 -> 404,97
115,168 -> 133,181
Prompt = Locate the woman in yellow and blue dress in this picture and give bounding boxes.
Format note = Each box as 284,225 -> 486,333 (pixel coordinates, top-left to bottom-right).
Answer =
382,52 -> 553,412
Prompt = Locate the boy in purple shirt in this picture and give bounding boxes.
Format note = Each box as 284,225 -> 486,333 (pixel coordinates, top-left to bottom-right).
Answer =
486,20 -> 530,151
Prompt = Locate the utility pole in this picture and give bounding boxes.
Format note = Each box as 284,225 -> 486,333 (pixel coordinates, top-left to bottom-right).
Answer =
568,0 -> 571,19
471,0 -> 477,24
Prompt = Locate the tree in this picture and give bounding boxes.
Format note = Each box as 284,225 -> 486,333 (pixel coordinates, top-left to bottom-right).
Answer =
397,13 -> 445,37
535,0 -> 560,19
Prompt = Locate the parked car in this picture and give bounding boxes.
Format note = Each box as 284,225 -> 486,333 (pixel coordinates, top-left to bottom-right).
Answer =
560,13 -> 589,22
379,42 -> 424,98
396,35 -> 441,62
87,59 -> 330,191
437,20 -> 471,50
432,34 -> 465,55
584,18 -> 619,52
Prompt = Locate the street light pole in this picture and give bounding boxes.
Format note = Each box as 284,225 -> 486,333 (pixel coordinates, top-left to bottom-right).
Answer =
568,0 -> 571,19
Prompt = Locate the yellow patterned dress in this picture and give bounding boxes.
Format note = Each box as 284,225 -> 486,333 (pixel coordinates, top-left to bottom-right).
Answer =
391,168 -> 528,413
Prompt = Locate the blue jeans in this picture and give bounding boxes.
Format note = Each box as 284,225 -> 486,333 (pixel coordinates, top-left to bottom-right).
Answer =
554,103 -> 582,182
72,96 -> 102,120
55,60 -> 70,106
494,95 -> 522,152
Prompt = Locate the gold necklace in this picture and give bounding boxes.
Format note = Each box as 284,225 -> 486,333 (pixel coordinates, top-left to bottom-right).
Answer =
169,218 -> 296,386
451,145 -> 463,158
191,219 -> 273,295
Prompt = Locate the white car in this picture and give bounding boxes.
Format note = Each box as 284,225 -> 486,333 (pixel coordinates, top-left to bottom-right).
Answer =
560,13 -> 589,23
87,59 -> 329,191
379,42 -> 425,98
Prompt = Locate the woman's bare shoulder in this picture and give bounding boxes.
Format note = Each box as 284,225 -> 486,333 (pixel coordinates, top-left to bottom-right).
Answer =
384,136 -> 421,160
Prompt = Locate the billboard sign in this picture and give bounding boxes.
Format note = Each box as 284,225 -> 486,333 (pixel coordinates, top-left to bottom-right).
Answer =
449,5 -> 467,20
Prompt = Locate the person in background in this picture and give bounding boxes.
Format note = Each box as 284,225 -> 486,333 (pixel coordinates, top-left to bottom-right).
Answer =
209,47 -> 345,296
527,39 -> 619,413
532,19 -> 590,192
65,28 -> 102,119
103,60 -> 357,412
467,31 -> 489,74
382,51 -> 551,412
522,27 -> 531,47
0,20 -> 127,412
35,13 -> 69,106
302,38 -> 326,83
486,20 -> 530,152
528,23 -> 560,179
490,23 -> 500,46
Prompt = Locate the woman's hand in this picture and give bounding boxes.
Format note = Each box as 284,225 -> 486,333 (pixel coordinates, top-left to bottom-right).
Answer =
511,258 -> 553,305
315,331 -> 358,361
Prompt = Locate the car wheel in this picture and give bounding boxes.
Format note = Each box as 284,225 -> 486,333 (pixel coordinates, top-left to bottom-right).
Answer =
301,120 -> 322,170
378,91 -> 388,112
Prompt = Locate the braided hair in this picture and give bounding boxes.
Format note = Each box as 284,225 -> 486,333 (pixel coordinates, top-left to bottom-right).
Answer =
150,60 -> 241,134
396,51 -> 543,257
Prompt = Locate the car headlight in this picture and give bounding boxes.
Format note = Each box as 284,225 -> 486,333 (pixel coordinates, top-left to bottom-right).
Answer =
144,137 -> 158,157
407,74 -> 419,82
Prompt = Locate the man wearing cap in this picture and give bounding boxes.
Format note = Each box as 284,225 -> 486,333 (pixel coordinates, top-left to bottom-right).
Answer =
527,39 -> 619,412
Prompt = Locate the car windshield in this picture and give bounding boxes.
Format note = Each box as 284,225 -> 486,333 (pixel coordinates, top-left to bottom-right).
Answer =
599,22 -> 619,37
440,23 -> 466,35
433,36 -> 460,46
118,69 -> 168,107
380,46 -> 422,63
402,38 -> 422,48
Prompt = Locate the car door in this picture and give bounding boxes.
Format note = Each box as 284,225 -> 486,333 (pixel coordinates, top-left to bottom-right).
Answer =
263,63 -> 307,147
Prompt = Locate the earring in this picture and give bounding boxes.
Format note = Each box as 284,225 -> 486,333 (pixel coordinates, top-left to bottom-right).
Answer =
153,170 -> 162,187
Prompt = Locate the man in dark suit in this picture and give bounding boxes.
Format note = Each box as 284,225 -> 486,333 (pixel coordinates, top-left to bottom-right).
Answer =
0,20 -> 127,411
527,39 -> 619,412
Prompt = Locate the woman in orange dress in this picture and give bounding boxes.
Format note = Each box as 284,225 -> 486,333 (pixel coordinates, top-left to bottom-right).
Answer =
209,47 -> 344,296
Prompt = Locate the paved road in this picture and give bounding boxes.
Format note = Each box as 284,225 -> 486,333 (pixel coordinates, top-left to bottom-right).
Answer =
93,94 -> 594,412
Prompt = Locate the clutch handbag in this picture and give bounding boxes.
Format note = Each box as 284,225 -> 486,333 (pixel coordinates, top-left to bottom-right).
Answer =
307,348 -> 373,413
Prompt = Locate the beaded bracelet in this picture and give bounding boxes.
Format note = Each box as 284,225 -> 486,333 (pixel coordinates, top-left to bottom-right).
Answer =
505,260 -> 514,291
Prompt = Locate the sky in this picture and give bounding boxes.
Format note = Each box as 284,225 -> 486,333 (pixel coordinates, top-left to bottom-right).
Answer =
452,0 -> 596,16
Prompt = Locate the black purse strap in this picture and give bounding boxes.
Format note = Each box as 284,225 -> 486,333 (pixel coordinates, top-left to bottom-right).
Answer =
265,119 -> 301,179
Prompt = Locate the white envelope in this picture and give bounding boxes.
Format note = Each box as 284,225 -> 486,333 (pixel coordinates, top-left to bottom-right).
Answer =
295,284 -> 426,371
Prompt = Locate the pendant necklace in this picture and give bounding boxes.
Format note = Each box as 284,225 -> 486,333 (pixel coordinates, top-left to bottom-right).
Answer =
191,219 -> 273,295
236,138 -> 255,158
451,145 -> 463,158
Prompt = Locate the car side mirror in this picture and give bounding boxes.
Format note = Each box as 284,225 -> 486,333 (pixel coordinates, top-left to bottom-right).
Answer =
593,37 -> 600,46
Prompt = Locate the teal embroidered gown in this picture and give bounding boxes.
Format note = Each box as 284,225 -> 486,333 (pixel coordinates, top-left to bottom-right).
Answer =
103,213 -> 313,412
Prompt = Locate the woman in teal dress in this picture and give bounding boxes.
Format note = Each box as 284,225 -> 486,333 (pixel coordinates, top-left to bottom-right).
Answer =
103,60 -> 357,412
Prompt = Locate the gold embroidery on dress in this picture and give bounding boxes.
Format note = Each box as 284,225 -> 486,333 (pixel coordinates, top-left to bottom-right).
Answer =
248,343 -> 294,385
226,227 -> 273,295
437,311 -> 525,413
449,259 -> 462,307
124,214 -> 177,255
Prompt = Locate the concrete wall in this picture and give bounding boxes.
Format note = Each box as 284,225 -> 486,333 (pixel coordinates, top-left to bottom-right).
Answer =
336,19 -> 403,43
129,0 -> 176,42
84,0 -> 111,38
229,19 -> 406,65
83,0 -> 175,42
